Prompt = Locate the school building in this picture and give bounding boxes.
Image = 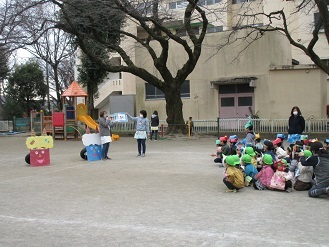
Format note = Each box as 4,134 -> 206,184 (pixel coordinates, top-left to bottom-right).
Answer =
92,0 -> 329,120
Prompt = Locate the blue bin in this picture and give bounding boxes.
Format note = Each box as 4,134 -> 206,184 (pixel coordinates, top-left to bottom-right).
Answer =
86,144 -> 102,161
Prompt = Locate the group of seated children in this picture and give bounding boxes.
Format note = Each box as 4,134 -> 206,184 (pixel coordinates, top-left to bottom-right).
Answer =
213,123 -> 329,198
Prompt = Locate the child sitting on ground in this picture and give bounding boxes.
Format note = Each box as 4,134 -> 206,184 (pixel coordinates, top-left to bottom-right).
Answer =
241,154 -> 258,186
276,134 -> 286,150
223,155 -> 245,192
294,150 -> 314,191
270,159 -> 293,192
263,140 -> 276,161
211,140 -> 222,162
273,138 -> 288,159
245,146 -> 258,168
254,133 -> 263,153
229,135 -> 238,155
253,154 -> 275,190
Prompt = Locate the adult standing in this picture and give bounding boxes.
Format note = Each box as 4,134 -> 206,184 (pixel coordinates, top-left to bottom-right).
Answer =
127,110 -> 150,157
288,106 -> 305,135
98,111 -> 116,160
150,110 -> 159,141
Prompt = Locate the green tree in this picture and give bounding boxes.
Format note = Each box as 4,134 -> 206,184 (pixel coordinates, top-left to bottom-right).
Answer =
4,61 -> 47,118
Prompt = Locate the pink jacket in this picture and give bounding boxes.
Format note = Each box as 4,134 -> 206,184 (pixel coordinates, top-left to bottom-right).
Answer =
255,165 -> 274,187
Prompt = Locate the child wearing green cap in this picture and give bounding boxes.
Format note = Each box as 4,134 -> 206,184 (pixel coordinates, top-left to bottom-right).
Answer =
223,155 -> 244,192
253,154 -> 275,190
241,154 -> 258,186
294,150 -> 314,191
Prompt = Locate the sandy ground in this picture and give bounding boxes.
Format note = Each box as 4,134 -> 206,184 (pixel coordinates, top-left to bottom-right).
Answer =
0,134 -> 328,247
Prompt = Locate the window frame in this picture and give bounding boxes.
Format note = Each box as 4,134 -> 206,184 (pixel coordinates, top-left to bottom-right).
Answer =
145,80 -> 190,100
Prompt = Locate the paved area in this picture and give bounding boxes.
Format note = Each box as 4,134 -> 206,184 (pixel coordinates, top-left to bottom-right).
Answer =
0,135 -> 328,247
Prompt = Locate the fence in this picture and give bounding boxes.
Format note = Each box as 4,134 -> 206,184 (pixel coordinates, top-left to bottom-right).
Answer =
6,117 -> 329,135
0,121 -> 13,132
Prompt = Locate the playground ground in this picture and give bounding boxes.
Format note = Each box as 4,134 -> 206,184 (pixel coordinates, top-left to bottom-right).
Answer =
0,134 -> 328,247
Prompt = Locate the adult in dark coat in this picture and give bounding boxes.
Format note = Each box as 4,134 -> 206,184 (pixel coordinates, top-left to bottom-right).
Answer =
288,106 -> 305,135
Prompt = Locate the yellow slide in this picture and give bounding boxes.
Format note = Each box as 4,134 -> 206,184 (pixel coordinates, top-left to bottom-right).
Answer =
76,103 -> 99,131
77,115 -> 99,130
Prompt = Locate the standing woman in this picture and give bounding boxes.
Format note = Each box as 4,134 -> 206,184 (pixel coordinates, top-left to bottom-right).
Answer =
288,106 -> 305,135
150,110 -> 159,141
127,110 -> 150,157
98,111 -> 116,160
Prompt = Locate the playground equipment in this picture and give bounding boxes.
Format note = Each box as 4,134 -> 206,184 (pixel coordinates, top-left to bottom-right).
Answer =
51,80 -> 99,140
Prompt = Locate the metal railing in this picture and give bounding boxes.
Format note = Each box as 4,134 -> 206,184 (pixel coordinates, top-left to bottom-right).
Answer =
7,117 -> 329,134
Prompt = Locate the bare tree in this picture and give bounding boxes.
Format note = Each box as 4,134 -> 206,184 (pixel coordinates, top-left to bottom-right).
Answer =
232,0 -> 329,74
49,0 -> 209,134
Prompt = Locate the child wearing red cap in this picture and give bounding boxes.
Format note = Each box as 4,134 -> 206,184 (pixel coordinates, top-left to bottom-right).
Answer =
270,159 -> 293,192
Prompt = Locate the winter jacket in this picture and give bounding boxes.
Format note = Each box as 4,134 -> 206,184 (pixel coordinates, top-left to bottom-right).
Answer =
296,162 -> 313,183
127,114 -> 150,133
151,114 -> 159,127
255,165 -> 274,187
300,154 -> 329,185
244,163 -> 258,179
288,115 -> 305,134
98,117 -> 115,137
245,132 -> 255,146
226,166 -> 245,188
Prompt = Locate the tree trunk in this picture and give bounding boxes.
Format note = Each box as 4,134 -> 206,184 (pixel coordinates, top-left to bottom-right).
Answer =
165,86 -> 187,134
53,64 -> 63,110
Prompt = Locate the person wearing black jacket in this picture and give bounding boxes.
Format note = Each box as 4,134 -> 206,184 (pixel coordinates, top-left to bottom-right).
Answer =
288,106 -> 305,135
150,110 -> 159,141
299,142 -> 329,198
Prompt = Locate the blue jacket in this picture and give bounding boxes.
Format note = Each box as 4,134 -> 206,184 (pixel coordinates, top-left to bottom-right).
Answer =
127,114 -> 150,133
244,163 -> 258,179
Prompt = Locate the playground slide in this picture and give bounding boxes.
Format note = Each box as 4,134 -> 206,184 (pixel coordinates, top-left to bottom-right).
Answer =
78,115 -> 99,130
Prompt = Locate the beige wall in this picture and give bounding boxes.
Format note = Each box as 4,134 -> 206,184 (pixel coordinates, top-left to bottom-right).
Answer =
134,29 -> 293,120
267,66 -> 327,119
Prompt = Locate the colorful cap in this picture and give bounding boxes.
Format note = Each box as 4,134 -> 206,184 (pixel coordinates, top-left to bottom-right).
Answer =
263,154 -> 273,165
300,135 -> 308,141
225,156 -> 235,166
303,150 -> 312,157
255,133 -> 261,139
233,155 -> 240,165
276,134 -> 286,139
215,140 -> 220,145
242,154 -> 252,163
219,135 -> 228,142
324,139 -> 329,144
272,138 -> 282,145
245,147 -> 256,157
229,135 -> 238,140
245,122 -> 253,129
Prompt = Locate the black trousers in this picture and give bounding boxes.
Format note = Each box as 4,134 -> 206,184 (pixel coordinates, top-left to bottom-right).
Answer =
137,138 -> 146,154
223,178 -> 239,190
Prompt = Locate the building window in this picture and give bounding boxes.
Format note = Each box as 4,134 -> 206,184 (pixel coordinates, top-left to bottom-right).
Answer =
145,80 -> 190,100
314,13 -> 324,30
219,84 -> 254,94
238,96 -> 252,106
207,26 -> 223,33
221,97 -> 235,107
232,0 -> 255,4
